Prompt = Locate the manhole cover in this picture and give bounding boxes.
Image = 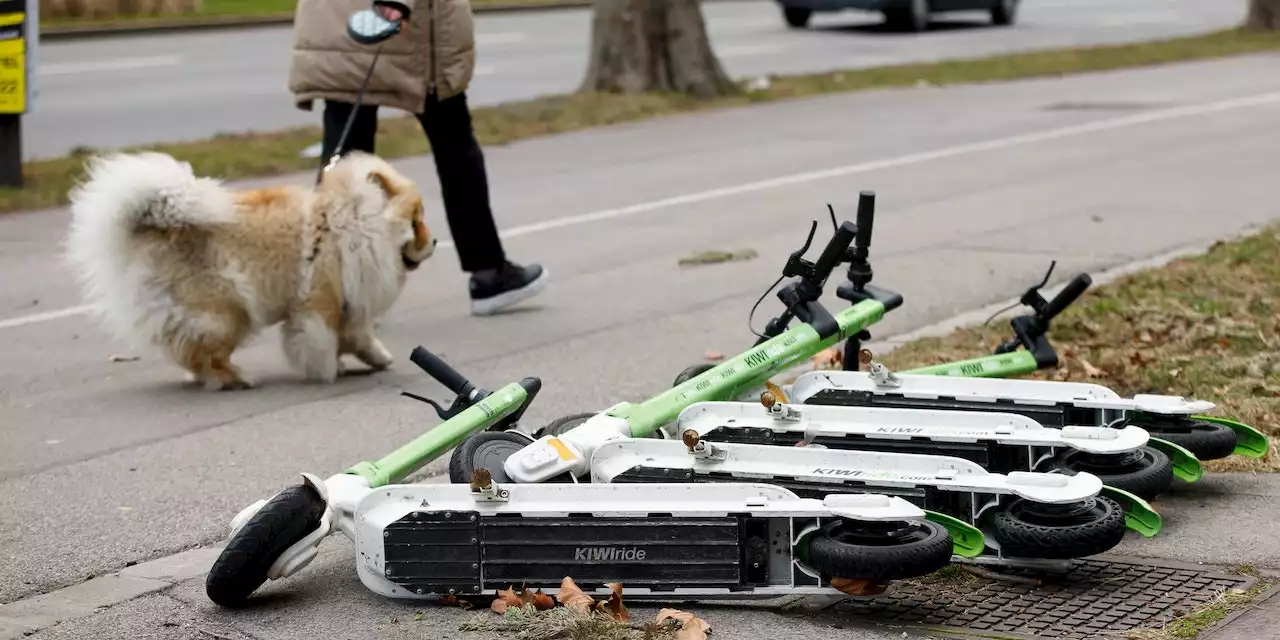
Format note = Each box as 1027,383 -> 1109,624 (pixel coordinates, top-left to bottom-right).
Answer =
828,556 -> 1257,639
1041,101 -> 1167,112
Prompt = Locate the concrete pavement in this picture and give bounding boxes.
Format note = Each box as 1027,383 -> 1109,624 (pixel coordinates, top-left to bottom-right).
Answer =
22,0 -> 1250,160
3,53 -> 1280,638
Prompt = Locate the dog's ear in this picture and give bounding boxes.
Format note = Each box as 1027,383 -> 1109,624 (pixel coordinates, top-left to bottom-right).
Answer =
367,168 -> 402,198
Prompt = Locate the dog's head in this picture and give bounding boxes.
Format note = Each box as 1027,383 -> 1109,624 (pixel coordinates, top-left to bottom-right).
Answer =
366,163 -> 436,272
321,152 -> 437,272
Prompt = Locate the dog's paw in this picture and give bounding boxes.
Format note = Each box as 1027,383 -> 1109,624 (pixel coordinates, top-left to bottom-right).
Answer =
356,338 -> 394,370
205,377 -> 256,391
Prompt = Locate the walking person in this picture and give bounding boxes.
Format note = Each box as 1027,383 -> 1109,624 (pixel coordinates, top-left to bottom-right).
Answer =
288,0 -> 547,316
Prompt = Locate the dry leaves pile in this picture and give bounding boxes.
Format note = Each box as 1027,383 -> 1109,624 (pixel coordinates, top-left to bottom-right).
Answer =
455,577 -> 711,640
879,226 -> 1280,473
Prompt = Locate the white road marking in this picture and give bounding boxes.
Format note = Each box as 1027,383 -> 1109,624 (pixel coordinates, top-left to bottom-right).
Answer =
38,55 -> 185,77
3,88 -> 1278,332
476,31 -> 528,46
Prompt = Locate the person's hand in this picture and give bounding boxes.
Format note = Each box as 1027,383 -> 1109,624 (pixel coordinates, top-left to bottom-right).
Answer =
375,4 -> 403,21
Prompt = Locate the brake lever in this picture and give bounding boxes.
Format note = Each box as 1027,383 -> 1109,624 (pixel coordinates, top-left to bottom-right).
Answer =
782,220 -> 819,278
1020,260 -> 1057,311
400,390 -> 470,421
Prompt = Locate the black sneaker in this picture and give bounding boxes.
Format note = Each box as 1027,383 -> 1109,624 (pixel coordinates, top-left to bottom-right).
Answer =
469,261 -> 548,316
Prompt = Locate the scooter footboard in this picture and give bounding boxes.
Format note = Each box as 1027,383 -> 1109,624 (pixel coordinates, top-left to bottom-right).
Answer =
351,483 -> 945,600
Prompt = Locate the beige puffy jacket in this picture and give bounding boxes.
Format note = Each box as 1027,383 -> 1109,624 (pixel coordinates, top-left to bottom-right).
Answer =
288,0 -> 476,114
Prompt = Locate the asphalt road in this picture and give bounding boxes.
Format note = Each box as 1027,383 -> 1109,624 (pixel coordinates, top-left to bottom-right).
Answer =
2,54 -> 1280,638
22,0 -> 1249,160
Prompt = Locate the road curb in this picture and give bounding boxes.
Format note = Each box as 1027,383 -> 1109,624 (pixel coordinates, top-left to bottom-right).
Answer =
38,0 -> 746,41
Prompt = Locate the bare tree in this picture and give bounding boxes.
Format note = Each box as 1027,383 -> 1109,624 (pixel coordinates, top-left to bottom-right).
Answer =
1245,0 -> 1280,30
580,0 -> 740,99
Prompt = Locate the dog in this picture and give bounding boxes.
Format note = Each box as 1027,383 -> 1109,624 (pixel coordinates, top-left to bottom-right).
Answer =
64,151 -> 437,390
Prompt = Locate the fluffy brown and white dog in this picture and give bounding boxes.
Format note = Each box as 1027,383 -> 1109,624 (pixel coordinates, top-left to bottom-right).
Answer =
64,151 -> 436,390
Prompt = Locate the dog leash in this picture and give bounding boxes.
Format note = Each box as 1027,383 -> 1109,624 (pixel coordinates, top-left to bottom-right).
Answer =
316,44 -> 386,185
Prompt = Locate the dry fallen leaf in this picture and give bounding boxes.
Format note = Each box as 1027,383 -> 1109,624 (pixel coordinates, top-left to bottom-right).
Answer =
830,578 -> 889,596
656,608 -> 712,640
811,346 -> 843,370
594,582 -> 629,621
526,588 -> 554,611
1079,358 -> 1104,377
108,354 -> 140,362
556,577 -> 595,613
490,586 -> 521,613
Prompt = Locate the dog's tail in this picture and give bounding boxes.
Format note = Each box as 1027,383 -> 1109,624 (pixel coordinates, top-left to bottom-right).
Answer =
67,152 -> 235,234
64,152 -> 237,340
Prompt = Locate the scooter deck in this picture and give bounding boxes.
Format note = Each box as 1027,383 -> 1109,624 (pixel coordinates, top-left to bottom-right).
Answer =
789,370 -> 1215,422
787,369 -> 1267,459
672,400 -> 1152,455
590,438 -> 1144,565
350,482 -> 936,600
591,438 -> 1104,506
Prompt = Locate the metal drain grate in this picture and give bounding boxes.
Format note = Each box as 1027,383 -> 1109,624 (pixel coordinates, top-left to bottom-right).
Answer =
829,556 -> 1258,639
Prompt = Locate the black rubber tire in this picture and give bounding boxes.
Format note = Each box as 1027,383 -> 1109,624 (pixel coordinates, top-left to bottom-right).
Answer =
205,484 -> 327,608
884,0 -> 928,32
540,412 -> 664,440
538,412 -> 597,438
1052,446 -> 1174,501
782,6 -> 812,28
673,363 -> 717,387
805,518 -> 954,581
991,0 -> 1018,25
448,431 -> 534,484
991,496 -> 1126,560
1135,418 -> 1236,461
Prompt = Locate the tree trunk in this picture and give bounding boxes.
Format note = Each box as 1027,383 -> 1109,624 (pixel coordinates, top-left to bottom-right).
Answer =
1245,0 -> 1280,30
579,0 -> 740,99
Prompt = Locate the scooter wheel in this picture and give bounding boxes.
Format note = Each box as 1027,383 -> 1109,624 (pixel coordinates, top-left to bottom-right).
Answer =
1134,418 -> 1236,461
449,431 -> 531,484
805,518 -> 953,581
538,413 -> 663,439
1052,446 -> 1173,501
990,496 -> 1125,560
673,363 -> 716,387
205,483 -> 326,608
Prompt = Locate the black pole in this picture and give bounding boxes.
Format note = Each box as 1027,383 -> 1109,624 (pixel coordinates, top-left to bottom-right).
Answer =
0,113 -> 20,188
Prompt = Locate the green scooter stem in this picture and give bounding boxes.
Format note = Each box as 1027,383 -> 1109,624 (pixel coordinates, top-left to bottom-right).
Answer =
902,349 -> 1040,378
346,381 -> 531,488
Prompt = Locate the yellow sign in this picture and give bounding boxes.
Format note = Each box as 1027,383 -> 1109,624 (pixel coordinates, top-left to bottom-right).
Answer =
0,12 -> 24,114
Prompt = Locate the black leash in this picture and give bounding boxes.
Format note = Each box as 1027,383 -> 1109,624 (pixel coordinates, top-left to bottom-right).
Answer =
316,44 -> 385,185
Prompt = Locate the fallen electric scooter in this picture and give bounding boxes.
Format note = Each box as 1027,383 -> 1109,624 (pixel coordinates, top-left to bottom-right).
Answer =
825,263 -> 1269,464
450,192 -> 1153,570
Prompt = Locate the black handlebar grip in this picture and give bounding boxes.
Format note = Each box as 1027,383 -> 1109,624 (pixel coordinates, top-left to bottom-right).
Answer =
409,346 -> 470,395
855,191 -> 875,250
1040,273 -> 1092,323
813,221 -> 858,283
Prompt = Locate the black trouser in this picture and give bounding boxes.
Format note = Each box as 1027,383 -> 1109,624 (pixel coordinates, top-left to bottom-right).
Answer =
320,93 -> 506,273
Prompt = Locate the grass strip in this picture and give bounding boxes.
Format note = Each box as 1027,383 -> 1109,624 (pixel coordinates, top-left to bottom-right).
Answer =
6,27 -> 1280,215
879,224 -> 1280,473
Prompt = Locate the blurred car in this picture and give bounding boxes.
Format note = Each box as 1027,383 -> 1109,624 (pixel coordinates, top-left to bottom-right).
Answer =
777,0 -> 1019,32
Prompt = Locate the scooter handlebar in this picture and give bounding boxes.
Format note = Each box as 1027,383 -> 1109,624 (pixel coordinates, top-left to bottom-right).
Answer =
1040,273 -> 1092,324
409,346 -> 471,396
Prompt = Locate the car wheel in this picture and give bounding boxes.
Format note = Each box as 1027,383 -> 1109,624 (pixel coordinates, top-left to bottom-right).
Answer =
991,0 -> 1018,25
783,6 -> 812,28
885,0 -> 929,32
